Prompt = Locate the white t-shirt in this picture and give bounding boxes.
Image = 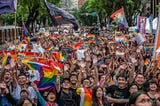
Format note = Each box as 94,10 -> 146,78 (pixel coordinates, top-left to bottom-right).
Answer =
76,49 -> 85,60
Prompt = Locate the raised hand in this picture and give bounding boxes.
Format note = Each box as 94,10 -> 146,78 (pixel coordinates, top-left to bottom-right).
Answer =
31,83 -> 38,91
64,64 -> 69,71
93,56 -> 98,64
78,61 -> 86,68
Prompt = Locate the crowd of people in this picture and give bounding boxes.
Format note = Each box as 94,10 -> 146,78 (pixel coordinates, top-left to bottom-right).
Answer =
0,26 -> 160,106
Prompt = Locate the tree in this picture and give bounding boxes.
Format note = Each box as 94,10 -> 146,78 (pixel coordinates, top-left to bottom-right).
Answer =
86,0 -> 142,26
2,0 -> 60,31
73,1 -> 97,26
157,3 -> 160,11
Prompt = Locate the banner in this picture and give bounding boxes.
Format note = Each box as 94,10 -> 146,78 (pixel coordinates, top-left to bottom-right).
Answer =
110,8 -> 128,29
44,0 -> 79,30
154,10 -> 160,67
0,0 -> 17,14
137,16 -> 147,34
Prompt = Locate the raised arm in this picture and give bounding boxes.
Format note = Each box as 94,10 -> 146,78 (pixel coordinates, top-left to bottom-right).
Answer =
105,96 -> 129,104
56,75 -> 61,93
31,83 -> 46,106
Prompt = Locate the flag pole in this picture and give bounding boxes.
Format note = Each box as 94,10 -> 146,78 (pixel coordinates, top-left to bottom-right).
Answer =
22,14 -> 23,37
14,12 -> 17,41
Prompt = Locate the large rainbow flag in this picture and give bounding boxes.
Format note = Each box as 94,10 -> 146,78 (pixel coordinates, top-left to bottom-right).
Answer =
154,10 -> 160,67
110,8 -> 128,29
22,59 -> 62,90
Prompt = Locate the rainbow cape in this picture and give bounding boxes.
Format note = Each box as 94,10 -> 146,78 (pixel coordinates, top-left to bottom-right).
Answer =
76,87 -> 92,106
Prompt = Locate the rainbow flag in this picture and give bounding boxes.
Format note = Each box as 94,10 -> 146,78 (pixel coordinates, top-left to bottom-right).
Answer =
52,52 -> 65,61
48,60 -> 63,72
144,59 -> 149,66
26,45 -> 32,51
137,16 -> 147,34
116,51 -> 125,57
115,30 -> 121,35
154,10 -> 160,67
37,65 -> 58,90
88,39 -> 94,44
76,87 -> 92,106
18,52 -> 25,58
110,8 -> 128,29
22,60 -> 45,71
86,34 -> 95,39
27,37 -> 37,42
18,44 -> 27,51
37,58 -> 47,64
48,47 -> 53,51
133,29 -> 139,36
22,59 -> 61,90
115,36 -> 126,43
8,44 -> 15,50
73,43 -> 82,50
135,33 -> 146,43
145,46 -> 153,51
108,40 -> 115,44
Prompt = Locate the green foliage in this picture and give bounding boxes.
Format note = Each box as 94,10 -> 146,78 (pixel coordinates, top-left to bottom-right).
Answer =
85,0 -> 142,26
156,3 -> 160,10
1,0 -> 60,28
73,1 -> 97,26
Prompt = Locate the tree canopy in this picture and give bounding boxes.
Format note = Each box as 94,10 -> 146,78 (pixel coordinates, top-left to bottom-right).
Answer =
1,0 -> 60,31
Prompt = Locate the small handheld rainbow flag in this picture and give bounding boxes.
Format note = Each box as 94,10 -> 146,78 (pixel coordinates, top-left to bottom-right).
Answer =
145,46 -> 153,51
86,34 -> 95,39
115,36 -> 126,43
116,51 -> 125,57
144,59 -> 149,66
108,40 -> 115,44
73,43 -> 82,50
18,52 -> 25,58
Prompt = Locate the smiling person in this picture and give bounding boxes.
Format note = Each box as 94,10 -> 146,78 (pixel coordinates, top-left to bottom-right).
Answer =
105,74 -> 129,106
92,86 -> 106,106
16,97 -> 36,106
128,92 -> 152,106
56,76 -> 78,106
134,73 -> 146,91
31,83 -> 58,106
147,80 -> 160,106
